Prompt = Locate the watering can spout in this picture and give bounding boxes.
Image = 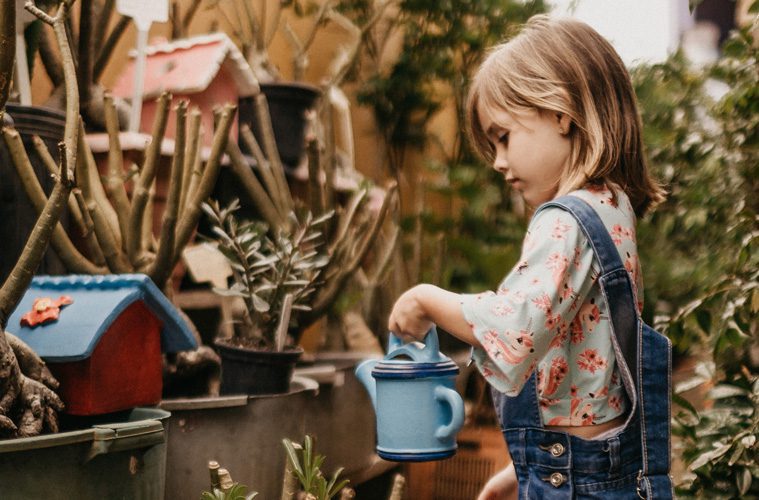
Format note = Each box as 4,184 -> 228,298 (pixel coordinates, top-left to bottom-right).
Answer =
355,359 -> 379,409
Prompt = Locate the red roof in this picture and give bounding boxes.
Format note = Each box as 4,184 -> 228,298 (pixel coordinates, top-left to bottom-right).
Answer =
111,33 -> 259,100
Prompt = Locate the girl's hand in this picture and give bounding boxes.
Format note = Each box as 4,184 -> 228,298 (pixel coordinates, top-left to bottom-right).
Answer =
387,285 -> 433,342
477,463 -> 518,500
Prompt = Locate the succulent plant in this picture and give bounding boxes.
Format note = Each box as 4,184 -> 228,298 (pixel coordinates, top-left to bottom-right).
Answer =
203,199 -> 332,350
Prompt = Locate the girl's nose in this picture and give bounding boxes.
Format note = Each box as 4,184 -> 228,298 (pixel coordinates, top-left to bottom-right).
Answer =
493,151 -> 508,173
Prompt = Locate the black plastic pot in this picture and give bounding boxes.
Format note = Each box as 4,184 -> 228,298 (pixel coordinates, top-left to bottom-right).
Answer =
215,340 -> 304,396
0,104 -> 68,283
238,82 -> 321,170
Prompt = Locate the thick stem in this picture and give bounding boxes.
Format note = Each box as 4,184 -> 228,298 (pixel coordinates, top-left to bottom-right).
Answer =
77,0 -> 94,107
28,1 -> 81,173
148,101 -> 187,288
0,0 -> 15,117
226,138 -> 283,229
0,152 -> 74,328
128,92 -> 171,266
32,135 -> 106,265
4,128 -> 106,274
239,124 -> 286,222
76,123 -> 131,272
103,93 -> 131,246
72,189 -> 107,265
37,26 -> 64,87
306,136 -> 324,216
179,107 -> 201,216
253,94 -> 293,215
306,182 -> 397,323
93,14 -> 129,82
173,104 -> 236,264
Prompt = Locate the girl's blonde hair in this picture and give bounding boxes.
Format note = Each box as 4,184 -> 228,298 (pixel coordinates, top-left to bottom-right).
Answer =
466,15 -> 665,217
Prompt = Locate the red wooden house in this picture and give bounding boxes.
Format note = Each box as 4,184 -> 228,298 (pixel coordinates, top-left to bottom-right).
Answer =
110,32 -> 258,147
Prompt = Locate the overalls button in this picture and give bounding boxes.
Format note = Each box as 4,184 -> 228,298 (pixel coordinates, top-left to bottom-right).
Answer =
550,443 -> 565,456
549,472 -> 566,487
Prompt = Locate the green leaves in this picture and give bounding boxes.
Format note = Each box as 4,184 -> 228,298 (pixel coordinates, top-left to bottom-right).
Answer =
200,483 -> 256,500
282,435 -> 350,500
202,200 -> 333,347
635,14 -> 758,499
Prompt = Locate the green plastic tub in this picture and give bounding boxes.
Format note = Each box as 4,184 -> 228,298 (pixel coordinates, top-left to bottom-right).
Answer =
0,407 -> 170,499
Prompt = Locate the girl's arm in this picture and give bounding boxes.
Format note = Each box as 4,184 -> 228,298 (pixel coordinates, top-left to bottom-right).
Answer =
387,284 -> 482,348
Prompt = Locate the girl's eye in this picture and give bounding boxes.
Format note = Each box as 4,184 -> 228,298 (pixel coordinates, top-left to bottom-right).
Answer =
497,133 -> 509,145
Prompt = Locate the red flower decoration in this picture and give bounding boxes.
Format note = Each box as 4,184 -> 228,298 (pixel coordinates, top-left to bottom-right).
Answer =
20,296 -> 74,327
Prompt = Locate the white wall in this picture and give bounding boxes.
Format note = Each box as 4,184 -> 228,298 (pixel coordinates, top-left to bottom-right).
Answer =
550,0 -> 695,66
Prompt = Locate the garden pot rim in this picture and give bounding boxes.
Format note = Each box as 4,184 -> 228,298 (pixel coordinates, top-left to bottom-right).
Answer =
159,375 -> 318,410
213,338 -> 304,356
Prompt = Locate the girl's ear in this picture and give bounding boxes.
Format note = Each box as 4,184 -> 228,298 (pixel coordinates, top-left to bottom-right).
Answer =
556,113 -> 572,135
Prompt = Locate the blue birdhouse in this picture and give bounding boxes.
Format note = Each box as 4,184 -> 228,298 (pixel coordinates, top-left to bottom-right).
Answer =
6,274 -> 197,416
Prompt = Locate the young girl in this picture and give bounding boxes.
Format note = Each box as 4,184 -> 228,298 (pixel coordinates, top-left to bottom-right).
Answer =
388,15 -> 673,499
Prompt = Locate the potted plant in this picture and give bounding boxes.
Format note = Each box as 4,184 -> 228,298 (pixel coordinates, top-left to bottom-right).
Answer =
203,199 -> 332,395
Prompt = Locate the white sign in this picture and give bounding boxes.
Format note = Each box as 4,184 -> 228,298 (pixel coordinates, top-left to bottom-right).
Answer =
116,0 -> 168,30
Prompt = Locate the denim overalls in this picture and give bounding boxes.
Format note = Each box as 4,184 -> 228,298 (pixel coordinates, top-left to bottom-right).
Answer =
491,196 -> 673,498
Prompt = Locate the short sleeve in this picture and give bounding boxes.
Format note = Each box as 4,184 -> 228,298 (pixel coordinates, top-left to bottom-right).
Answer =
460,207 -> 598,395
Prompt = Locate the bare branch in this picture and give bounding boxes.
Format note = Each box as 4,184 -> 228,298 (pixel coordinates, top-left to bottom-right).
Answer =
72,189 -> 107,266
0,163 -> 75,328
32,135 -> 89,239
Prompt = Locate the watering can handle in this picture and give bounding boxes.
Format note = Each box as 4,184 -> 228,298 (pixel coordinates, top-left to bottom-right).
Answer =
387,326 -> 441,362
434,386 -> 465,441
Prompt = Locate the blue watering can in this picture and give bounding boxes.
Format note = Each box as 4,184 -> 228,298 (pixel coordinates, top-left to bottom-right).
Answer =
355,326 -> 465,461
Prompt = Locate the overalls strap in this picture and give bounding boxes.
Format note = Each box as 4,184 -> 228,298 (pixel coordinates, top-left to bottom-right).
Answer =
538,196 -> 640,405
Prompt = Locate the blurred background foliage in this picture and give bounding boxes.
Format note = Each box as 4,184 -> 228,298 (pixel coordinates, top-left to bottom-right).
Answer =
632,5 -> 757,496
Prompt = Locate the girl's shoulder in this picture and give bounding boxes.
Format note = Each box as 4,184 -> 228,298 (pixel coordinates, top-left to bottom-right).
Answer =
532,183 -> 637,231
569,182 -> 636,219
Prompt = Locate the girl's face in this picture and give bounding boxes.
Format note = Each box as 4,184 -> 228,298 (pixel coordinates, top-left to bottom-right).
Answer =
478,103 -> 572,207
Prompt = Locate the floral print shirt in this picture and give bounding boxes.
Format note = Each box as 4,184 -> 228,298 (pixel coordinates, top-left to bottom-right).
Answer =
461,184 -> 642,426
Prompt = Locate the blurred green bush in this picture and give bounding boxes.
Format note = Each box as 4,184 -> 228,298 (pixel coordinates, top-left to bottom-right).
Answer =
632,9 -> 758,497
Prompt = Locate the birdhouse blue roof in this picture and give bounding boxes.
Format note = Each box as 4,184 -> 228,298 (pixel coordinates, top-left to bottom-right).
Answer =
6,274 -> 197,362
